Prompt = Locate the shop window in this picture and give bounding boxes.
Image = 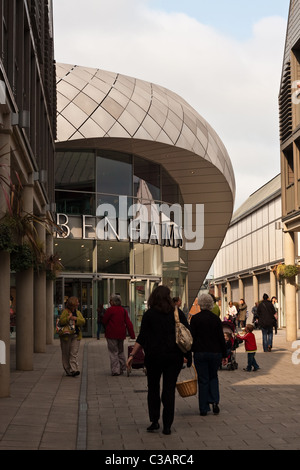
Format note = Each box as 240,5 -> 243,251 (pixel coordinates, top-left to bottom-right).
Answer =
97,240 -> 129,274
54,239 -> 93,273
56,190 -> 95,215
132,244 -> 162,276
162,246 -> 180,297
97,151 -> 132,196
55,151 -> 95,192
134,156 -> 160,200
161,168 -> 180,205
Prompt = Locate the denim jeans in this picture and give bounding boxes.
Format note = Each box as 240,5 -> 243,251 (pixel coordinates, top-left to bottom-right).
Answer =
246,352 -> 259,371
262,327 -> 273,352
194,352 -> 222,414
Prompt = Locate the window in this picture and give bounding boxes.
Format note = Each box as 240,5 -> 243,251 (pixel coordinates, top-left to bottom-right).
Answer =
56,190 -> 95,215
134,156 -> 160,200
161,168 -> 180,204
56,151 -> 95,192
284,146 -> 294,186
54,239 -> 93,273
97,151 -> 132,196
97,240 -> 129,274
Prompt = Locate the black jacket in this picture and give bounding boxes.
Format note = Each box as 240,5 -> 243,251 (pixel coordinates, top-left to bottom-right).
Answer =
190,309 -> 227,358
136,307 -> 190,362
257,300 -> 276,329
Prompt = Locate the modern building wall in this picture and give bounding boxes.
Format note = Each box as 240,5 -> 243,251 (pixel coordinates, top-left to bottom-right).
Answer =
55,63 -> 235,333
0,0 -> 56,397
213,175 -> 286,324
213,0 -> 300,340
279,0 -> 300,341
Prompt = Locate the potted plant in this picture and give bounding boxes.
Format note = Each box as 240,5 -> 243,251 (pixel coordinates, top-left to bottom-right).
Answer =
0,148 -> 63,271
44,253 -> 63,280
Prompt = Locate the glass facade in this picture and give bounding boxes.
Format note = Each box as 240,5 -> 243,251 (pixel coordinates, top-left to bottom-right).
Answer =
54,149 -> 188,336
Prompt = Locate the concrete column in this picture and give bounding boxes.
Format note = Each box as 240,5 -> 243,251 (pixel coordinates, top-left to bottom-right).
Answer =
253,274 -> 259,304
46,233 -> 54,345
16,268 -> 34,370
0,133 -> 11,396
239,278 -> 244,300
214,284 -> 218,298
16,185 -> 34,370
0,251 -> 11,397
270,270 -> 277,299
284,230 -> 297,342
226,281 -> 231,303
34,221 -> 46,353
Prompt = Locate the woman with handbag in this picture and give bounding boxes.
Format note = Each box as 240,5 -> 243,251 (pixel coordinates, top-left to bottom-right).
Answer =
59,296 -> 86,377
126,285 -> 192,435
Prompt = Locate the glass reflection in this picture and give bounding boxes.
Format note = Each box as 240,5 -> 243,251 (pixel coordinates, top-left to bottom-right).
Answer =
97,151 -> 132,196
56,191 -> 95,215
134,156 -> 160,200
54,239 -> 93,273
97,241 -> 129,274
56,151 -> 95,192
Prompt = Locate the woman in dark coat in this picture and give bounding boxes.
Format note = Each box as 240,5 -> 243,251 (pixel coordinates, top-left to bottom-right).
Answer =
126,285 -> 191,435
190,294 -> 228,416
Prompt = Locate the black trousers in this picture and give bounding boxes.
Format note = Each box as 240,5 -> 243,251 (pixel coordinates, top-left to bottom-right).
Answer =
145,354 -> 183,428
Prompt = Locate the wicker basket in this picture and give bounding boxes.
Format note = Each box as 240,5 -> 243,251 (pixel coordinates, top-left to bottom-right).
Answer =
176,364 -> 197,397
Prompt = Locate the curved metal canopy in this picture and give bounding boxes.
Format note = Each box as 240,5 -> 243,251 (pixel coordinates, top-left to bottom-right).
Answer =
56,63 -> 235,305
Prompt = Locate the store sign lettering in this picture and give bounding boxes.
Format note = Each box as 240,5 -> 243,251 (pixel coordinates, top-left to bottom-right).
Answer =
56,196 -> 204,250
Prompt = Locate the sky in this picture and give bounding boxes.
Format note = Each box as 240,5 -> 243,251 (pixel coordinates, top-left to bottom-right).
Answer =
52,0 -> 290,211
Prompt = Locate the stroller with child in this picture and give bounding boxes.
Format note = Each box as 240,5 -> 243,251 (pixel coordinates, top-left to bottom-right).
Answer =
221,321 -> 240,370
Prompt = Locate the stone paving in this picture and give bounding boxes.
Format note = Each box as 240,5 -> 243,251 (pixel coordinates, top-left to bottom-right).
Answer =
0,328 -> 300,452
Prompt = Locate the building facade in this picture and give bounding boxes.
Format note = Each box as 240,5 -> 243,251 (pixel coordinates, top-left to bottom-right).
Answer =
55,63 -> 235,336
279,0 -> 300,341
213,175 -> 286,324
0,0 -> 56,397
214,0 -> 300,340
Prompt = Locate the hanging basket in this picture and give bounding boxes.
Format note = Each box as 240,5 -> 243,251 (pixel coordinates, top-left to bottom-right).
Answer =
275,264 -> 299,279
176,364 -> 197,397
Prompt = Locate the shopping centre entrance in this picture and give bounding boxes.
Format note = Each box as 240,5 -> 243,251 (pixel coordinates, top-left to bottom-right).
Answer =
54,275 -> 160,337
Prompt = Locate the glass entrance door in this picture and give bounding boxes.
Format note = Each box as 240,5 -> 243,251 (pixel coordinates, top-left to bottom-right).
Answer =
130,279 -> 160,334
131,280 -> 146,334
54,276 -> 160,338
80,281 -> 93,337
54,278 -> 93,337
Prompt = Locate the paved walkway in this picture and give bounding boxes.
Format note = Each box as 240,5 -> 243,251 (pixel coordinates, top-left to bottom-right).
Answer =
0,328 -> 300,452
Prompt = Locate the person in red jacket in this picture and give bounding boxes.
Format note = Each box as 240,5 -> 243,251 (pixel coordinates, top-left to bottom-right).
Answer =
236,324 -> 260,372
102,294 -> 135,376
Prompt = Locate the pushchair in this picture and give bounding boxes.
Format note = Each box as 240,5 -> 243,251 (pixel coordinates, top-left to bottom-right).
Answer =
222,321 -> 239,370
126,342 -> 147,376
